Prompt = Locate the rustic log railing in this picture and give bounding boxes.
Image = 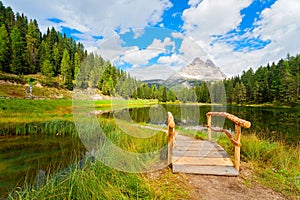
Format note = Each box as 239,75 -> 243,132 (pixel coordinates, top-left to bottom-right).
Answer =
167,112 -> 175,167
206,112 -> 251,171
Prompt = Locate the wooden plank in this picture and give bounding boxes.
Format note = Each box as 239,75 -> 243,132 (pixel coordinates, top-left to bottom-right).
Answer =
176,135 -> 192,141
174,144 -> 220,150
173,150 -> 229,158
172,133 -> 238,176
173,165 -> 239,176
172,157 -> 234,166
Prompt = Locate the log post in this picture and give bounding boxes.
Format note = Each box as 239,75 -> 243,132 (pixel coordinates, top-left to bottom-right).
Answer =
167,112 -> 175,167
207,114 -> 211,141
234,124 -> 241,171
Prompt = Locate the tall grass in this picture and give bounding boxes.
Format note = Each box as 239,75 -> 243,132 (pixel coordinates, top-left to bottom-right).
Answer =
9,161 -> 190,200
6,117 -> 189,199
217,133 -> 300,197
0,120 -> 77,136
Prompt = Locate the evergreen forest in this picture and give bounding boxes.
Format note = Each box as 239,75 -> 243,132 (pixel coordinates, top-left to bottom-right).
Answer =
0,1 -> 299,105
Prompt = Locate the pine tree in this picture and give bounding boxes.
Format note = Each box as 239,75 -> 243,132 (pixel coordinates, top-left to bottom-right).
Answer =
4,6 -> 15,32
41,59 -> 53,84
199,82 -> 210,103
225,80 -> 234,104
233,82 -> 246,104
61,49 -> 73,89
159,86 -> 167,102
10,25 -> 24,74
151,84 -> 158,99
0,24 -> 9,71
74,52 -> 81,80
195,82 -> 201,102
26,20 -> 39,73
52,42 -> 61,75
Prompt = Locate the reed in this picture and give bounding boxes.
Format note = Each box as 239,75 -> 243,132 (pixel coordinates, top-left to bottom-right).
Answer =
7,118 -> 189,199
217,133 -> 300,198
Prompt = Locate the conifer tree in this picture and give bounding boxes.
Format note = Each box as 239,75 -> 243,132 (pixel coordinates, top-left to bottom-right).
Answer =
10,25 -> 24,74
61,49 -> 73,89
0,24 -> 9,71
26,20 -> 39,73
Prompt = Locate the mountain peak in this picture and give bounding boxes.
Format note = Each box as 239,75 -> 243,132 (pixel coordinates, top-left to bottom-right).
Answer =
205,59 -> 216,68
191,57 -> 204,65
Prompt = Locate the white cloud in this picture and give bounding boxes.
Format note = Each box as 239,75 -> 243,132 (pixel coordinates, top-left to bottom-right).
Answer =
4,0 -> 300,77
183,0 -> 252,40
158,54 -> 184,64
128,64 -> 177,81
188,0 -> 203,7
148,37 -> 175,52
171,32 -> 184,39
96,34 -> 135,61
4,0 -> 172,49
118,37 -> 175,67
179,37 -> 208,62
121,47 -> 162,67
253,0 -> 300,60
181,0 -> 300,77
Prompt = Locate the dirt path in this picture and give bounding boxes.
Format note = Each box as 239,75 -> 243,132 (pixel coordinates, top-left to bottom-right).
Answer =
187,163 -> 287,200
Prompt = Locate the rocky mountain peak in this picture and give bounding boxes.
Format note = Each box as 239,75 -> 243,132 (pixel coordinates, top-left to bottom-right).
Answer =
142,57 -> 227,88
191,57 -> 205,65
205,59 -> 216,68
165,57 -> 227,86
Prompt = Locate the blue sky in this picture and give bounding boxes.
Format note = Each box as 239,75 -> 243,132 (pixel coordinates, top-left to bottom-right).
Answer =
3,0 -> 300,78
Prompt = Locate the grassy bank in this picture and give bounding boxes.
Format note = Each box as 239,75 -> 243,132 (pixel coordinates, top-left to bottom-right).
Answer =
1,98 -> 190,199
0,98 -> 157,135
6,118 -> 190,199
177,127 -> 300,198
217,133 -> 300,198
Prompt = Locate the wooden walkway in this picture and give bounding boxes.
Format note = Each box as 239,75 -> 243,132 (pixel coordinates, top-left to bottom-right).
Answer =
172,134 -> 239,176
167,111 -> 251,176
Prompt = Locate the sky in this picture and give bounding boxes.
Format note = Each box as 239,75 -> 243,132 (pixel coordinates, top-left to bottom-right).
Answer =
3,0 -> 300,79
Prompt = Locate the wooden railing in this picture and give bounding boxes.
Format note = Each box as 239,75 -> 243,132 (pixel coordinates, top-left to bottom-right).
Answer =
167,112 -> 175,167
167,111 -> 251,171
206,112 -> 251,171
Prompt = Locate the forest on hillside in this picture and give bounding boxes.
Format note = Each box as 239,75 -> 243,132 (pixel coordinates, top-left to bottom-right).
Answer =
224,55 -> 299,105
0,1 -> 299,105
0,2 -> 87,89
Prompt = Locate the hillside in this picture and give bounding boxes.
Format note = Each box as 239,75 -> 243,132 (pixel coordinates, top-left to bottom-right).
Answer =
0,71 -> 72,99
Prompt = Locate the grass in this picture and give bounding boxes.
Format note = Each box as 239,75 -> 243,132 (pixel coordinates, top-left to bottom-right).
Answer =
1,98 -> 190,199
2,97 -> 299,198
0,98 -> 157,135
9,162 -> 190,200
217,133 -> 300,198
6,118 -> 190,199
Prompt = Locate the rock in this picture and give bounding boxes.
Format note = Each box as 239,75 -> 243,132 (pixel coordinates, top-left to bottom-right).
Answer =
33,169 -> 46,189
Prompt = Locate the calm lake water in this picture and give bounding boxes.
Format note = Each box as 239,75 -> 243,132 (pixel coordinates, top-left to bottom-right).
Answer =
103,104 -> 300,145
0,135 -> 85,198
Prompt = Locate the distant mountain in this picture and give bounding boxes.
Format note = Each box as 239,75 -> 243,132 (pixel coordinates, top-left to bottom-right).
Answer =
142,79 -> 165,88
142,57 -> 226,88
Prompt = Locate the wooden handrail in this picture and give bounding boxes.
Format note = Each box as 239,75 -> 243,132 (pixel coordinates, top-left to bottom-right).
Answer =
206,112 -> 251,171
205,125 -> 241,147
206,112 -> 251,128
167,112 -> 175,167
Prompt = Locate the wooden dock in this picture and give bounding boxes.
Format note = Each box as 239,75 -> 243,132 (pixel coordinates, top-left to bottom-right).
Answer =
172,134 -> 239,176
167,111 -> 251,176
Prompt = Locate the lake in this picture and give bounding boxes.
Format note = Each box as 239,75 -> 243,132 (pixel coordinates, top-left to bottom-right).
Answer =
102,104 -> 300,145
0,135 -> 85,198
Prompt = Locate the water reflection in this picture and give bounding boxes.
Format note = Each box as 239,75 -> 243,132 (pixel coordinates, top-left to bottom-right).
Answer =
0,135 -> 85,197
101,104 -> 300,144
